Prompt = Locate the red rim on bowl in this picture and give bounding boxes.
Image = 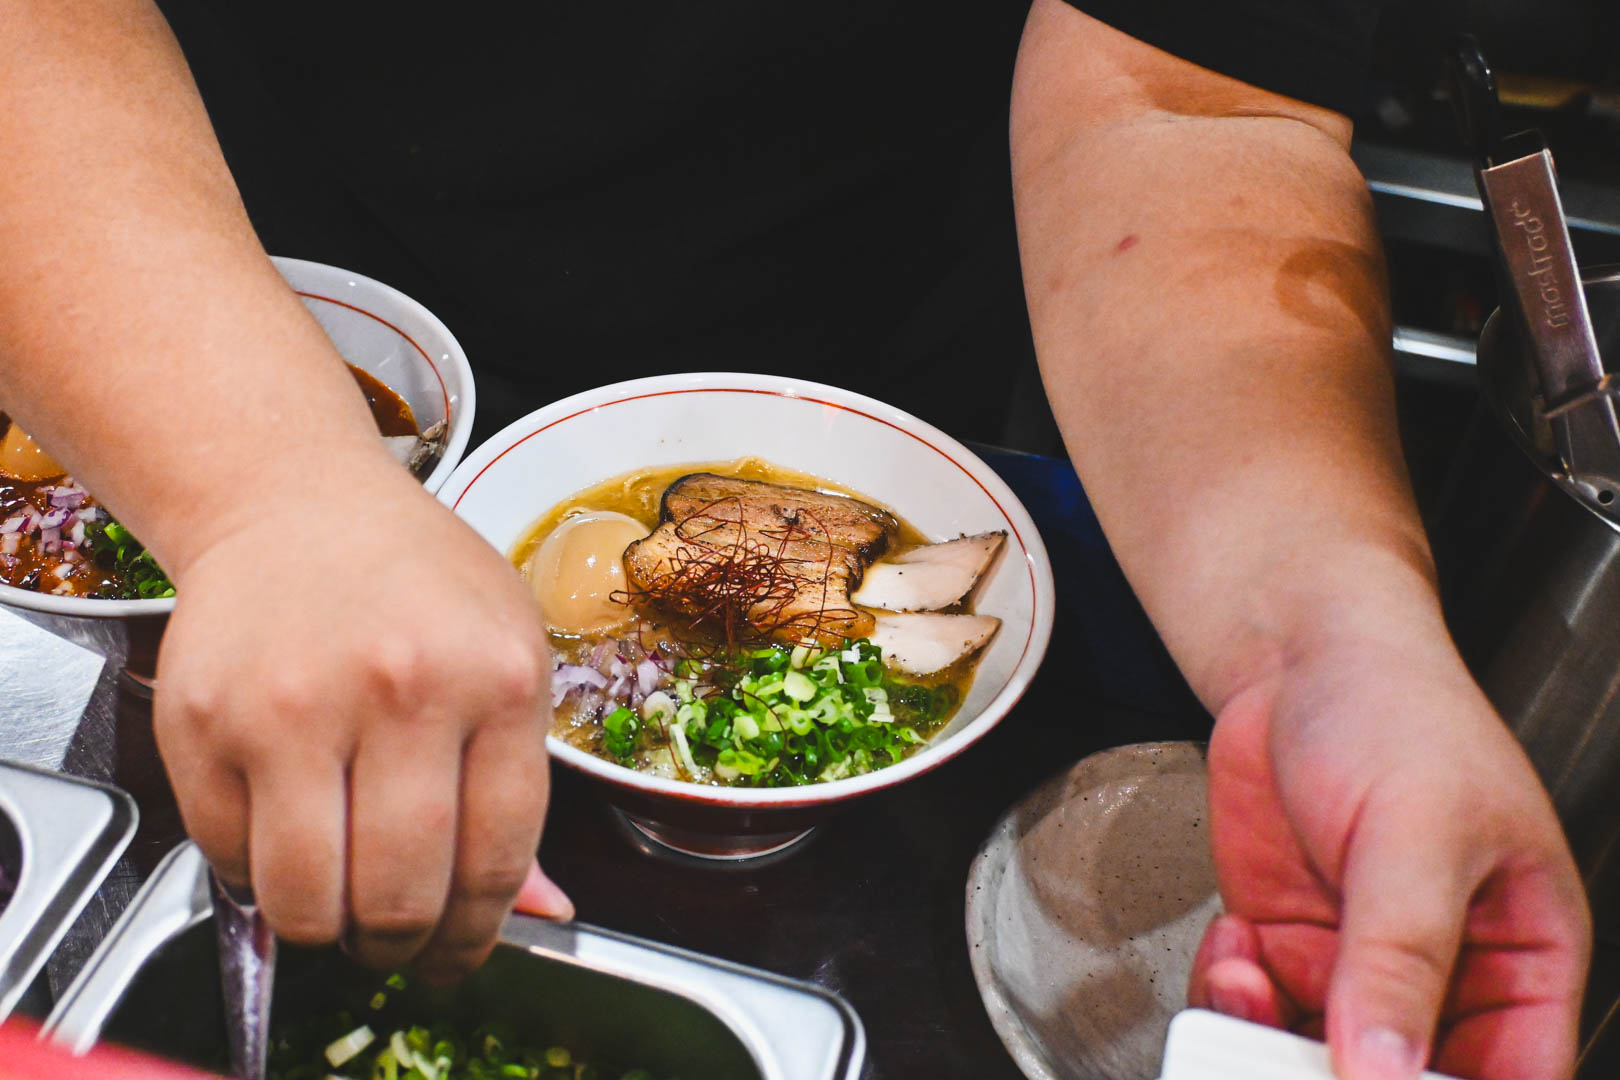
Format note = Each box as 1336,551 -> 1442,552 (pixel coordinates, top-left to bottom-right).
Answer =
440,372 -> 1056,810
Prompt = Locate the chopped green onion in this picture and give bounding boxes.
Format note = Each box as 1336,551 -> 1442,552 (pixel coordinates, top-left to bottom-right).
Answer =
325,1026 -> 376,1068
782,670 -> 816,702
602,706 -> 641,761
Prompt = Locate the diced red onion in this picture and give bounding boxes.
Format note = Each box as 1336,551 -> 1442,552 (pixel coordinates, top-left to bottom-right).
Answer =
551,663 -> 609,707
51,563 -> 74,580
635,658 -> 662,696
590,638 -> 615,670
47,487 -> 87,509
39,527 -> 60,554
606,675 -> 628,700
0,535 -> 17,556
37,507 -> 72,530
0,552 -> 16,569
0,515 -> 25,536
69,519 -> 85,547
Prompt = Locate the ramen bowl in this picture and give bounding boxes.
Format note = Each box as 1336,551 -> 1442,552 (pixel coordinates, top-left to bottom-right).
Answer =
440,372 -> 1055,859
0,256 -> 474,623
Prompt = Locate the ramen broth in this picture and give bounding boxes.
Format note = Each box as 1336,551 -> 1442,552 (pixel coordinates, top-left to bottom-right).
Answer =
1,366 -> 427,600
514,459 -> 982,786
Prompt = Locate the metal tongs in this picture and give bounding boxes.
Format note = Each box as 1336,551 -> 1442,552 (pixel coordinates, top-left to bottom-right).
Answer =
1449,37 -> 1620,507
213,873 -> 276,1080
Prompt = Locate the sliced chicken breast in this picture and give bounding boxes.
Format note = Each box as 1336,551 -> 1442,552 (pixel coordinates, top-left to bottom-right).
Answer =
868,612 -> 1001,676
851,531 -> 1005,612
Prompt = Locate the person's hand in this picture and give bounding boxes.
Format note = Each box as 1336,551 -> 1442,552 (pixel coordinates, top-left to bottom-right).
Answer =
152,449 -> 572,981
1188,628 -> 1591,1080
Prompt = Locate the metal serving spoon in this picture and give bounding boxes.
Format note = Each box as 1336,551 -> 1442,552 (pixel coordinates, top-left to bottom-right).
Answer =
213,874 -> 275,1080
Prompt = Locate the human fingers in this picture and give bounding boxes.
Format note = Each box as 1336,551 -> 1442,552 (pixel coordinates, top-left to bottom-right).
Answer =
513,861 -> 574,919
344,716 -> 462,970
1188,915 -> 1293,1027
1325,801 -> 1471,1080
247,757 -> 348,944
152,700 -> 252,886
1188,914 -> 1258,1008
1430,860 -> 1589,1080
414,716 -> 560,982
168,759 -> 251,887
152,635 -> 254,887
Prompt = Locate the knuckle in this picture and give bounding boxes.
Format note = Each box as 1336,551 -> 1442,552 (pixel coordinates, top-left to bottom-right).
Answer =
415,942 -> 490,984
351,898 -> 442,942
364,633 -> 425,704
404,796 -> 456,837
487,639 -> 547,709
453,860 -> 530,905
267,908 -> 344,946
153,679 -> 225,743
1351,935 -> 1453,995
261,671 -> 321,724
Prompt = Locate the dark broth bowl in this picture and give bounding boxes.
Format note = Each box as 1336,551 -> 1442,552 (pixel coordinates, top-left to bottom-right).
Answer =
440,373 -> 1056,859
0,257 -> 474,625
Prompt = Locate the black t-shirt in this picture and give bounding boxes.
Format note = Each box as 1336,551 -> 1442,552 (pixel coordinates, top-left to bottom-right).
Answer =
156,1 -> 1381,445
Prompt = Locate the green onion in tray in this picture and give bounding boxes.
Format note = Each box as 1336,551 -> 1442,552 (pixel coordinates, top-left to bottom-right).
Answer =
269,978 -> 674,1080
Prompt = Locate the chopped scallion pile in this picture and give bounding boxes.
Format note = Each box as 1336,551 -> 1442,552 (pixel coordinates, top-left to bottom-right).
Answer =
601,638 -> 957,786
268,973 -> 673,1080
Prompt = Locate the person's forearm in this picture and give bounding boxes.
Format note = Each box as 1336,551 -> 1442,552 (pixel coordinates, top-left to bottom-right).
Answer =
1012,1 -> 1438,710
0,1 -> 398,579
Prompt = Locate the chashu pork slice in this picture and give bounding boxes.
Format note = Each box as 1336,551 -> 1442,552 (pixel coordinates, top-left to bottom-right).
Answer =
850,531 -> 1005,612
623,473 -> 898,646
868,612 -> 1001,676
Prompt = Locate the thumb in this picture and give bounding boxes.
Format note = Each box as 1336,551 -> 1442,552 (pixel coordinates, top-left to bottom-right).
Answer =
513,860 -> 575,921
1326,809 -> 1471,1080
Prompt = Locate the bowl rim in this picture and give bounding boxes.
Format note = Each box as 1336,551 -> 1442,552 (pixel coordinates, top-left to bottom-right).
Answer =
439,371 -> 1057,809
0,256 -> 474,619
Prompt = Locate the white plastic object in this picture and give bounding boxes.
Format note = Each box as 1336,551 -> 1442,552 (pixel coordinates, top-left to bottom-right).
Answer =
1159,1010 -> 1461,1080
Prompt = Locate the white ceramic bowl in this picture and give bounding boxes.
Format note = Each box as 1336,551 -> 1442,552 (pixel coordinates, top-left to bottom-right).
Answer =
0,257 -> 474,619
440,372 -> 1056,857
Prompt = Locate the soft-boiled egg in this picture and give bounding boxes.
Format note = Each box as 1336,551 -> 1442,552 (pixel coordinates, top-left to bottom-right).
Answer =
524,510 -> 647,634
0,422 -> 66,482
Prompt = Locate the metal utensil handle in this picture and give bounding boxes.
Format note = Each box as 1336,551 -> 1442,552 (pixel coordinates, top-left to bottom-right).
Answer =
1479,149 -> 1608,405
1449,35 -> 1620,500
1447,35 -> 1499,168
213,874 -> 276,1080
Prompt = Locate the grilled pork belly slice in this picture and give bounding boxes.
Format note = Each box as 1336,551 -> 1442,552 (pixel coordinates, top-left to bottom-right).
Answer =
850,531 -> 1005,612
623,473 -> 897,646
868,612 -> 1001,676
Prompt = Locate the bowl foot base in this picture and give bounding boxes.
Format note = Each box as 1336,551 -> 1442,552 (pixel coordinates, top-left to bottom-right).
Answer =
611,809 -> 817,864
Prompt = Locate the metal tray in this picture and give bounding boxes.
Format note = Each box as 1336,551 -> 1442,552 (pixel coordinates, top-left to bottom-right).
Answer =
0,760 -> 136,1022
45,842 -> 864,1080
